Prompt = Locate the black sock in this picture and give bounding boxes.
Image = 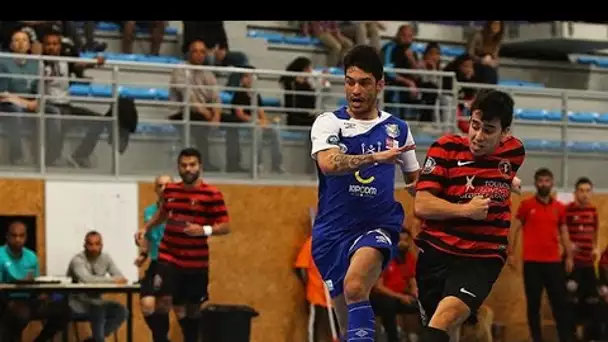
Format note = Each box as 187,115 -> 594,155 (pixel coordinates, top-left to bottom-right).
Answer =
420,326 -> 450,342
145,313 -> 170,342
178,317 -> 199,342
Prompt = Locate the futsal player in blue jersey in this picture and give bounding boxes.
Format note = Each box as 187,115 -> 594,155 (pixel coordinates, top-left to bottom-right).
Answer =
135,174 -> 173,342
310,45 -> 421,341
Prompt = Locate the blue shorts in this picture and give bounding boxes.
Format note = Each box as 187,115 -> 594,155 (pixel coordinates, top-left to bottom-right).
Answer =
312,229 -> 398,298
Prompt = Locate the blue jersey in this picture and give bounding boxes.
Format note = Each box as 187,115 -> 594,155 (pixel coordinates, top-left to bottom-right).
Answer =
310,107 -> 420,241
144,203 -> 165,261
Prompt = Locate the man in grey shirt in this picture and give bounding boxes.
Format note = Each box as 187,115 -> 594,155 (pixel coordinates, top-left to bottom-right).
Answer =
67,230 -> 129,342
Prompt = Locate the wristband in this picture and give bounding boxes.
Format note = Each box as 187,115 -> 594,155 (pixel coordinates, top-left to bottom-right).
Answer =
203,225 -> 213,237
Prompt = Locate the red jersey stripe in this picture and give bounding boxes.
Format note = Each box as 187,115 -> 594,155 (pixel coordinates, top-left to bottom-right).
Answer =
565,203 -> 598,265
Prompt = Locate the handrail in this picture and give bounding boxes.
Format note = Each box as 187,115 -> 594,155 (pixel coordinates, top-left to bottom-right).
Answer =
0,52 -> 606,188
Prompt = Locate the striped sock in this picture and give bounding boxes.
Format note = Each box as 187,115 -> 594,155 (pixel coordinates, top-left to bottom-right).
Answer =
346,300 -> 375,341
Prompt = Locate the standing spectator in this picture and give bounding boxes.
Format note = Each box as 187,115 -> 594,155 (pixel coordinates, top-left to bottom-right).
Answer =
81,21 -> 107,52
302,21 -> 353,67
137,147 -> 232,342
40,29 -> 107,167
116,21 -> 167,55
0,221 -> 69,342
467,21 -> 503,84
564,177 -> 601,341
135,174 -> 173,342
279,56 -> 317,174
340,21 -> 386,53
227,66 -> 284,173
370,228 -> 419,342
0,29 -> 60,166
67,231 -> 129,342
381,24 -> 419,119
417,42 -> 441,123
295,235 -> 338,342
169,39 -> 221,172
507,168 -> 575,342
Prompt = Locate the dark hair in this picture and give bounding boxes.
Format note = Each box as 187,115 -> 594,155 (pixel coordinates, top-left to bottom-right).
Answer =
85,230 -> 101,240
41,29 -> 62,41
575,177 -> 593,189
470,89 -> 514,131
279,56 -> 312,87
7,220 -> 27,234
236,65 -> 255,82
424,42 -> 440,56
343,44 -> 383,82
534,167 -> 554,180
482,21 -> 504,44
178,147 -> 201,164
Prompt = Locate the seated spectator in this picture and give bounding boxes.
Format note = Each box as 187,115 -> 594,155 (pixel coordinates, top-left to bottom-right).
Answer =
302,21 -> 353,67
227,66 -> 284,174
116,21 -> 167,55
205,41 -> 249,88
182,21 -> 227,55
441,54 -> 479,133
370,228 -> 419,342
80,21 -> 107,52
41,29 -> 108,167
0,21 -> 47,54
295,235 -> 339,342
169,39 -> 220,172
0,29 -> 60,166
340,21 -> 386,53
67,231 -> 129,342
382,24 -> 419,120
417,42 -> 442,123
279,56 -> 317,174
467,21 -> 503,84
0,221 -> 69,342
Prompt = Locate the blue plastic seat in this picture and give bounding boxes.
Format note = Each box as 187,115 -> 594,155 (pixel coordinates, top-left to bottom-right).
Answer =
544,140 -> 563,151
90,84 -> 113,98
414,134 -> 436,146
576,56 -> 598,65
518,109 -> 546,121
567,141 -> 597,153
569,111 -> 598,123
220,92 -> 233,104
283,36 -> 315,46
156,89 -> 170,101
97,21 -> 120,32
545,111 -> 562,122
597,113 -> 608,124
499,80 -> 521,87
522,139 -> 545,151
410,43 -> 426,54
597,59 -> 608,68
596,142 -> 608,153
69,84 -> 91,97
262,97 -> 281,107
122,87 -> 157,100
247,30 -> 284,44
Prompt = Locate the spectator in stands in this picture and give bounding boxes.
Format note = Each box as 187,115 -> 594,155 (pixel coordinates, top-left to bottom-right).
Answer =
417,42 -> 442,123
441,54 -> 479,133
370,228 -> 419,342
81,21 -> 107,52
205,41 -> 249,88
302,21 -> 353,67
0,221 -> 70,342
340,21 -> 386,53
0,29 -> 61,166
0,21 -> 46,54
279,56 -> 317,174
227,66 -> 284,174
116,21 -> 167,55
182,21 -> 227,55
381,24 -> 419,119
295,234 -> 338,342
41,29 -> 107,167
67,230 -> 129,342
169,39 -> 221,172
467,21 -> 503,84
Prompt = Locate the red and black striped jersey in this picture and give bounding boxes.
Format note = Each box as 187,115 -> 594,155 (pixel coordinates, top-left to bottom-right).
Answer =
566,202 -> 598,265
415,134 -> 525,261
158,181 -> 229,270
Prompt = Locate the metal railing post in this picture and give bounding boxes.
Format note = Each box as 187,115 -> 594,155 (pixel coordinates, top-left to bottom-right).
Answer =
111,66 -> 120,176
251,72 -> 260,180
560,91 -> 569,188
37,60 -> 46,174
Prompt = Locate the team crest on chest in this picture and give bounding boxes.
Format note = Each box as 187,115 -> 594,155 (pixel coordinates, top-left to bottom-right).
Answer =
498,160 -> 512,178
384,124 -> 400,139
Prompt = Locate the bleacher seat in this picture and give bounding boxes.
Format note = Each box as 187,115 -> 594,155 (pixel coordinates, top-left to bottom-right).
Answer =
567,141 -> 597,153
568,112 -> 597,123
596,113 -> 608,124
80,52 -> 181,64
518,109 -> 547,121
545,111 -> 562,122
68,84 -> 282,106
75,21 -> 177,36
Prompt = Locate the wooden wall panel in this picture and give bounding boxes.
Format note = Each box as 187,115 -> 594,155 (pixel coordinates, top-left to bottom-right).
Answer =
5,176 -> 608,342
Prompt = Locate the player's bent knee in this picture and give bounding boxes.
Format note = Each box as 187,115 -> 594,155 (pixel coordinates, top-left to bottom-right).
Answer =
429,296 -> 471,331
155,296 -> 172,314
185,303 -> 201,318
140,296 -> 156,316
343,277 -> 369,303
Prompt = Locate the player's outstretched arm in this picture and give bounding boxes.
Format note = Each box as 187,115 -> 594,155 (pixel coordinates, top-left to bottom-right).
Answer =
316,148 -> 376,175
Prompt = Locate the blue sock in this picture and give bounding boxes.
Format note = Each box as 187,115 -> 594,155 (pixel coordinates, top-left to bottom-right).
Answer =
346,300 -> 375,341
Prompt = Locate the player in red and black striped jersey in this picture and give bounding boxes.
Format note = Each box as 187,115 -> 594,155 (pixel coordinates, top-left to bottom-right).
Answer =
137,147 -> 231,342
413,90 -> 526,342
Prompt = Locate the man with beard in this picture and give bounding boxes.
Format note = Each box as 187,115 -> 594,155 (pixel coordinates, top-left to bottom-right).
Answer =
507,168 -> 575,342
136,147 -> 231,342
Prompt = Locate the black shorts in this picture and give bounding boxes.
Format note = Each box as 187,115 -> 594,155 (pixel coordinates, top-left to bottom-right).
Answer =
568,265 -> 599,301
415,241 -> 504,325
140,260 -> 160,297
155,261 -> 209,306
